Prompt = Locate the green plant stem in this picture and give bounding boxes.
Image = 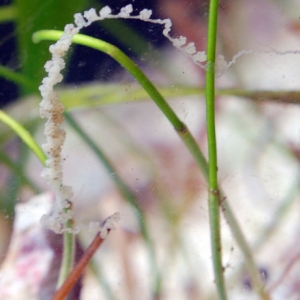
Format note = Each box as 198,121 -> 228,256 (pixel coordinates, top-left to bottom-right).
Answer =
205,2 -> 270,298
58,84 -> 300,108
57,210 -> 75,289
0,110 -> 46,165
205,1 -> 227,299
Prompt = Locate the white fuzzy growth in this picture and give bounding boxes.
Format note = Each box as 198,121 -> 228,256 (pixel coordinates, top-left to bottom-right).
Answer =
163,19 -> 172,36
99,6 -> 111,18
99,212 -> 121,239
192,51 -> 207,63
40,207 -> 69,233
173,36 -> 187,48
139,9 -> 152,20
118,4 -> 133,18
64,24 -> 79,36
84,8 -> 98,24
215,55 -> 229,77
39,14 -> 79,233
88,212 -> 121,238
182,42 -> 196,55
74,13 -> 87,28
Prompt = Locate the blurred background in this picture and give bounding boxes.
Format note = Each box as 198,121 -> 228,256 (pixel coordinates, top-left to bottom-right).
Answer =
0,0 -> 300,299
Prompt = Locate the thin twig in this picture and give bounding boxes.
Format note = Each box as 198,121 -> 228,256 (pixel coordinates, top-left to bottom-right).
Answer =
52,230 -> 109,300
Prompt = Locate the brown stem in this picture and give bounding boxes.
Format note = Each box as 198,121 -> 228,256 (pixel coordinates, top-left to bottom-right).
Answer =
52,230 -> 110,300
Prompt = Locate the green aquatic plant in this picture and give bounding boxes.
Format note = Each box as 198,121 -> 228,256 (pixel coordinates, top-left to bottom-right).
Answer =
0,1 -> 299,299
